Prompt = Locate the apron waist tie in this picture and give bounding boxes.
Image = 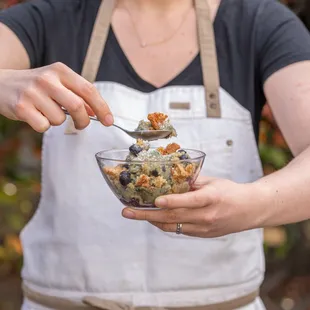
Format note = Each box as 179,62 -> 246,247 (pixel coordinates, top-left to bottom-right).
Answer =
22,284 -> 259,310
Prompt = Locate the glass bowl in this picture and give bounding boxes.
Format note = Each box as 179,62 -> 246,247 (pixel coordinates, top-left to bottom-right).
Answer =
95,148 -> 206,209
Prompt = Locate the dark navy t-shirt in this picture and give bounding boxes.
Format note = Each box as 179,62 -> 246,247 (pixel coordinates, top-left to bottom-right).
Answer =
1,0 -> 310,138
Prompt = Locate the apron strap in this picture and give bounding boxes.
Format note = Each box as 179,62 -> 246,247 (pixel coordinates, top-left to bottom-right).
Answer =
81,0 -> 116,83
64,0 -> 116,134
81,0 -> 221,119
195,0 -> 221,118
23,284 -> 260,310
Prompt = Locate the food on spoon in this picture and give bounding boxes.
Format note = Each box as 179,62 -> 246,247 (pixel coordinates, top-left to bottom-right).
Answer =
148,112 -> 168,130
135,112 -> 177,138
103,140 -> 199,208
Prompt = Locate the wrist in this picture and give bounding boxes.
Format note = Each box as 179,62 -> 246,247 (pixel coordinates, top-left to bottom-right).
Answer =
245,179 -> 274,229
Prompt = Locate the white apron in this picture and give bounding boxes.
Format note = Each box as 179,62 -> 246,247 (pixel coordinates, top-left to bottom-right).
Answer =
20,0 -> 266,309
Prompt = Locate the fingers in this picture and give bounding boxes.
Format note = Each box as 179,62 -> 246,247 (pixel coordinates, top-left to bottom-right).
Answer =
33,62 -> 113,129
154,186 -> 219,209
35,69 -> 91,129
53,63 -> 113,126
19,105 -> 50,133
48,83 -> 91,130
15,90 -> 51,132
122,206 -> 214,225
6,62 -> 111,133
23,88 -> 66,127
84,103 -> 95,117
150,222 -> 222,238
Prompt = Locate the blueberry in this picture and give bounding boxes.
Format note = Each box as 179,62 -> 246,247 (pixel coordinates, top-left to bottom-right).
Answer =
162,166 -> 166,172
120,198 -> 140,208
122,164 -> 129,169
151,170 -> 159,177
119,171 -> 131,186
129,198 -> 141,208
129,144 -> 143,156
178,149 -> 189,160
179,153 -> 189,160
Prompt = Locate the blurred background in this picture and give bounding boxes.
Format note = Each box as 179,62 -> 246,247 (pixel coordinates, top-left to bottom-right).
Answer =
1,0 -> 310,309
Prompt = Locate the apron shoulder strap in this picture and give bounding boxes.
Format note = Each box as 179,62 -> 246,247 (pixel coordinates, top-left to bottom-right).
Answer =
195,0 -> 221,118
65,0 -> 115,134
81,0 -> 116,83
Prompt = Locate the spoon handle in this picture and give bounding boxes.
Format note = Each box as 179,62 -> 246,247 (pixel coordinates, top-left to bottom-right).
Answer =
112,123 -> 128,134
87,115 -> 99,122
62,108 -> 99,122
62,109 -> 125,134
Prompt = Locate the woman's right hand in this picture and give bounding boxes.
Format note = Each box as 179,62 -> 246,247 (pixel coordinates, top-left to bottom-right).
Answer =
0,62 -> 114,132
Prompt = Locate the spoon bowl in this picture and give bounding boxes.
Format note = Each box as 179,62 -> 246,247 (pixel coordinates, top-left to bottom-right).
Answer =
112,124 -> 171,141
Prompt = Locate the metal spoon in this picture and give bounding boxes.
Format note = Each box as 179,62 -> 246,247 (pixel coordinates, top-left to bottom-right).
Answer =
62,110 -> 172,141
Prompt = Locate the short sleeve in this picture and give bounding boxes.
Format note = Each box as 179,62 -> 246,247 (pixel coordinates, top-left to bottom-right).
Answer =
256,0 -> 310,84
0,0 -> 67,68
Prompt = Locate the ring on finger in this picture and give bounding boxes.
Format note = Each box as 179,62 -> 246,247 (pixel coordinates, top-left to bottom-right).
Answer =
176,223 -> 183,235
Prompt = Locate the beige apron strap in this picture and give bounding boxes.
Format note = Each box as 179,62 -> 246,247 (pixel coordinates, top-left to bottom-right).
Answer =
23,284 -> 259,310
22,284 -> 93,310
174,290 -> 259,310
65,0 -> 116,134
82,0 -> 116,83
84,291 -> 260,310
83,296 -> 131,310
195,0 -> 221,118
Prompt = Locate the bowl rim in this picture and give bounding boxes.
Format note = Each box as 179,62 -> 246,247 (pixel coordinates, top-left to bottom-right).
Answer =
95,148 -> 206,164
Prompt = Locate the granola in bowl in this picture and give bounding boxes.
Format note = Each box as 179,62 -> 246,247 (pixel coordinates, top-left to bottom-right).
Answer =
97,140 -> 205,209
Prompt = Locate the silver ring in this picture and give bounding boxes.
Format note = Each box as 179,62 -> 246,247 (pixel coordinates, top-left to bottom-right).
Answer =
176,223 -> 183,235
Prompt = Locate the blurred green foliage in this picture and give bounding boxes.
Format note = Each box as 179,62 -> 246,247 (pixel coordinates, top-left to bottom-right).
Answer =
0,115 -> 41,278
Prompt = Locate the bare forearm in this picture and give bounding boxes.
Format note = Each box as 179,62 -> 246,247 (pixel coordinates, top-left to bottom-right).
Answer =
254,145 -> 310,227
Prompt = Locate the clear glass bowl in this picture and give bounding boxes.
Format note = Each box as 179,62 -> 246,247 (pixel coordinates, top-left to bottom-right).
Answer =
95,148 -> 206,209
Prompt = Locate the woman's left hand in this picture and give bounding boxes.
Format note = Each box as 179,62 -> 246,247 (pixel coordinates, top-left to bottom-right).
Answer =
122,177 -> 265,238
